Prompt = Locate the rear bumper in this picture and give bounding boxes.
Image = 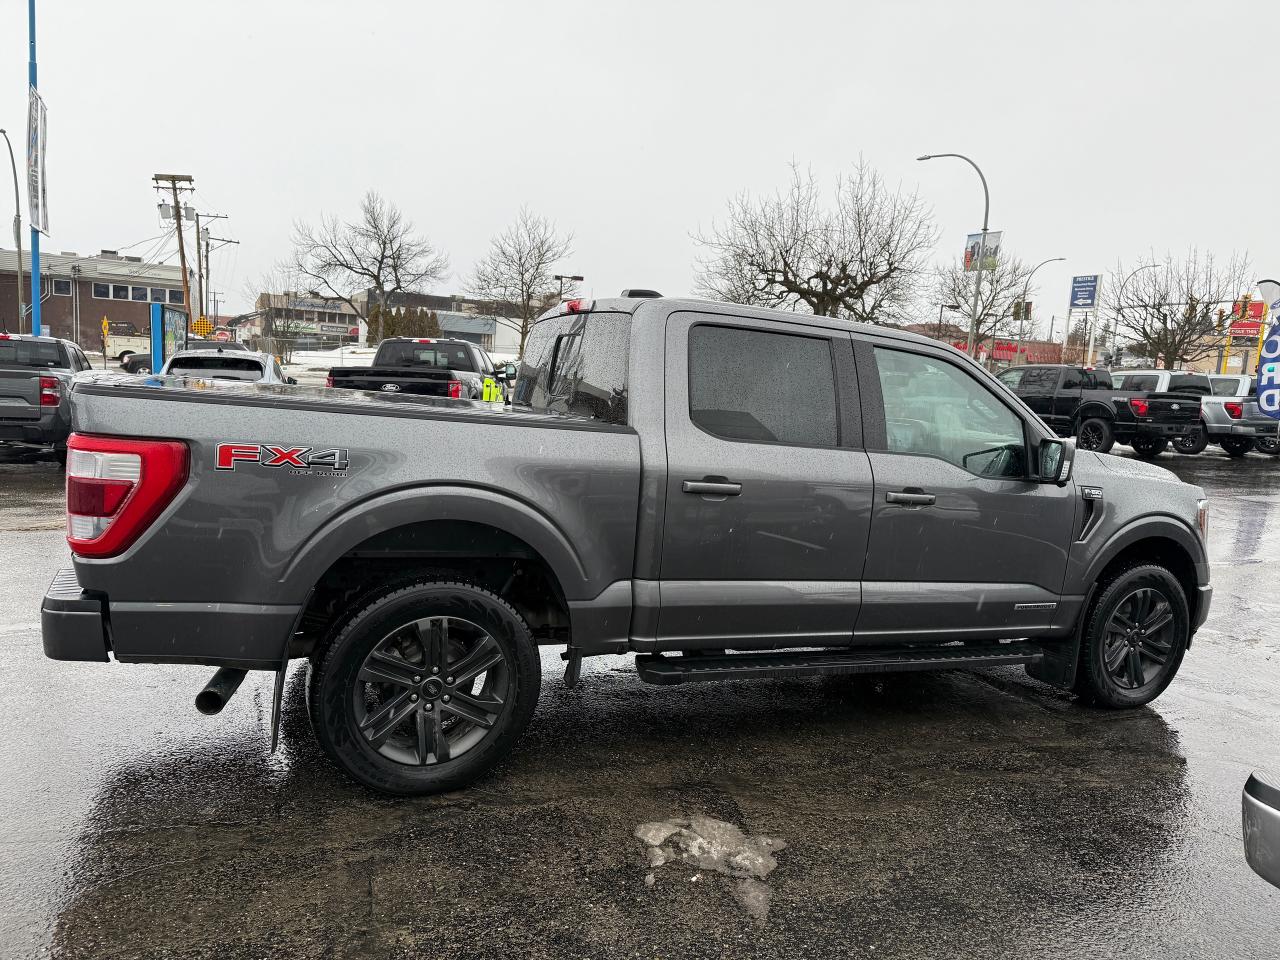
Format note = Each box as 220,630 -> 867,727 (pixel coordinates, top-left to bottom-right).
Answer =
1209,420 -> 1279,438
42,567 -> 298,669
41,568 -> 109,661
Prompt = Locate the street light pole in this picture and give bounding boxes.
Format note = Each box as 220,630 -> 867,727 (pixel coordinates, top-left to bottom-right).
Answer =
918,153 -> 989,358
1016,257 -> 1065,364
1112,263 -> 1158,368
936,302 -> 961,340
0,129 -> 24,332
28,0 -> 42,336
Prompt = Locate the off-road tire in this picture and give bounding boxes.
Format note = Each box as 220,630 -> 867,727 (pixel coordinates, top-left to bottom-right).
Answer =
1076,417 -> 1115,454
1220,437 -> 1253,458
1173,425 -> 1209,455
1130,437 -> 1169,460
1073,563 -> 1190,709
307,577 -> 541,795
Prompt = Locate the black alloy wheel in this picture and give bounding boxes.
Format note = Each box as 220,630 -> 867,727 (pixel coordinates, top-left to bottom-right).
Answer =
1074,563 -> 1189,708
1220,437 -> 1253,458
1077,418 -> 1114,453
1255,436 -> 1280,456
308,578 -> 540,795
1100,588 -> 1176,691
353,616 -> 509,766
1173,424 -> 1209,455
1130,437 -> 1169,460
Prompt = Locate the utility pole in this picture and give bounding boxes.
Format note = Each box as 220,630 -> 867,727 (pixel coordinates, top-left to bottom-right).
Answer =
204,234 -> 238,327
193,210 -> 204,328
153,174 -> 195,342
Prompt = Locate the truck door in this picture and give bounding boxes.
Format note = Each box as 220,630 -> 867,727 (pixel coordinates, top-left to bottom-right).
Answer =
856,339 -> 1075,640
1052,367 -> 1084,430
655,311 -> 872,649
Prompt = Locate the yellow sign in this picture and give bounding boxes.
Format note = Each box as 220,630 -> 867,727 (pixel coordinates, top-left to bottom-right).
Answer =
192,316 -> 213,337
101,317 -> 109,337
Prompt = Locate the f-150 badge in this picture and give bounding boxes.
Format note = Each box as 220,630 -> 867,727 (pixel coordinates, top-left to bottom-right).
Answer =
215,443 -> 349,473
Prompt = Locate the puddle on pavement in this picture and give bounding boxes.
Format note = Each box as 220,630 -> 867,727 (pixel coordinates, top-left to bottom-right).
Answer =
634,815 -> 787,920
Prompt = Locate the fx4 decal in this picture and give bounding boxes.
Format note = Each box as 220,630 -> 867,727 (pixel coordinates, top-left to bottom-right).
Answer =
215,443 -> 350,473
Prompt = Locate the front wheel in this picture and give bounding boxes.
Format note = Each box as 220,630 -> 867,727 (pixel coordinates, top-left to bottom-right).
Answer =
1076,417 -> 1115,453
1254,436 -> 1280,456
1130,437 -> 1169,460
307,578 -> 541,795
1173,424 -> 1209,455
1220,437 -> 1252,458
1074,564 -> 1189,708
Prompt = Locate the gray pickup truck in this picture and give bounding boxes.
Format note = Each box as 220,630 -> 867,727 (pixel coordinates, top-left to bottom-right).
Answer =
41,296 -> 1213,795
0,333 -> 95,464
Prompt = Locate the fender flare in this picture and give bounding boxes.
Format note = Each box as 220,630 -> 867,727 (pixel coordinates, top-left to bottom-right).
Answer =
1073,513 -> 1206,596
278,484 -> 592,603
1073,401 -> 1116,426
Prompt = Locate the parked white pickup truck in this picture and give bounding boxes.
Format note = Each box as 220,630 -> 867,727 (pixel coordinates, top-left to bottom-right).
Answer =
104,331 -> 150,362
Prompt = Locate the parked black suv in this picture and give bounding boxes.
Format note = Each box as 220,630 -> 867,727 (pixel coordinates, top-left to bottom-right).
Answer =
997,364 -> 1203,458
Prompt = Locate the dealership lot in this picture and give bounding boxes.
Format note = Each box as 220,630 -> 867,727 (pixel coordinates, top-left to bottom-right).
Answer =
1,449 -> 1278,959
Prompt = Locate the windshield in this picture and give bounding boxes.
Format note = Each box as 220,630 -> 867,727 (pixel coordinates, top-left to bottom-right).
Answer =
0,340 -> 64,368
166,356 -> 265,380
375,341 -> 474,371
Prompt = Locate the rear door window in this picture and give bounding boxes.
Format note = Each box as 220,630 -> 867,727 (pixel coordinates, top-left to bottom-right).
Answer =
513,311 -> 631,424
688,324 -> 837,447
1115,374 -> 1159,391
1168,374 -> 1210,395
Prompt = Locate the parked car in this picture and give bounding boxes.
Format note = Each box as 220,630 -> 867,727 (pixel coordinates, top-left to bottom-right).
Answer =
327,337 -> 506,401
1243,771 -> 1280,888
0,333 -> 93,464
160,348 -> 295,385
1171,374 -> 1279,457
995,364 -> 1203,458
42,296 -> 1211,795
120,353 -> 153,374
119,340 -> 251,375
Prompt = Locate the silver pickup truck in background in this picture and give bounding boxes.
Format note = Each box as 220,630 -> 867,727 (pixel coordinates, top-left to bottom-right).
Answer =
1165,372 -> 1280,456
0,333 -> 96,464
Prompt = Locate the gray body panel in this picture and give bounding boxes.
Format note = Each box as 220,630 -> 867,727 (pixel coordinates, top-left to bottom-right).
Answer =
44,298 -> 1212,672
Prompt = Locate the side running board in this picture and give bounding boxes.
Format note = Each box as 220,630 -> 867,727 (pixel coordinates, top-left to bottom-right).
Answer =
635,642 -> 1044,685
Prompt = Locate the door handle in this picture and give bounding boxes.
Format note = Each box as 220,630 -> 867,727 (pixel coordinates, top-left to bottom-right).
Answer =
885,490 -> 935,506
683,479 -> 742,497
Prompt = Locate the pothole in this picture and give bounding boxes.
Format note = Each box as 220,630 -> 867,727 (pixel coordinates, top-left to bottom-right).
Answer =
634,815 -> 787,920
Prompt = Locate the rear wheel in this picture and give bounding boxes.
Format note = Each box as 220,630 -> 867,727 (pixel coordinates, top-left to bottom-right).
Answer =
307,577 -> 541,795
1254,437 -> 1280,456
1220,437 -> 1252,458
1074,563 -> 1189,708
1130,437 -> 1169,460
1076,417 -> 1115,453
1173,424 -> 1209,455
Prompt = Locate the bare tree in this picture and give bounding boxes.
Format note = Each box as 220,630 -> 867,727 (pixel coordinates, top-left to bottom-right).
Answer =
247,266 -> 311,363
1109,250 -> 1250,368
692,160 -> 938,324
292,191 -> 450,343
468,208 -> 574,357
936,255 -> 1035,350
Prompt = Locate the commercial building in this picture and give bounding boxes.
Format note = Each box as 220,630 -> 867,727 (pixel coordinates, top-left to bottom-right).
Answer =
0,248 -> 192,353
351,289 -> 522,356
252,292 -> 362,347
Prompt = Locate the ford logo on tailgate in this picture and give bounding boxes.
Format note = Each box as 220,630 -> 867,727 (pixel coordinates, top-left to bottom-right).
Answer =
380,383 -> 401,392
1171,403 -> 1180,410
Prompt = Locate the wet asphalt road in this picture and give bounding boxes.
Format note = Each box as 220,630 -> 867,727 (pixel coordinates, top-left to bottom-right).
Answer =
1,446 -> 1278,959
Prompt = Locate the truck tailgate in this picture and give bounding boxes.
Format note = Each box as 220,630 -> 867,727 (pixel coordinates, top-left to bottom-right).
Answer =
0,369 -> 41,421
329,366 -> 454,395
1145,392 -> 1202,426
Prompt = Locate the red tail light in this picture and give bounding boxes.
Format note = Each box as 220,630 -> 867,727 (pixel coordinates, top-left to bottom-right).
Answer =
1129,398 -> 1149,417
324,375 -> 334,388
565,298 -> 589,313
65,434 -> 189,558
39,376 -> 60,406
446,379 -> 463,399
1225,401 -> 1243,419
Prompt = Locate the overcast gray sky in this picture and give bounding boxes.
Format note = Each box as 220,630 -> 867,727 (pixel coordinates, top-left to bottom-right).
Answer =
3,0 -> 1276,324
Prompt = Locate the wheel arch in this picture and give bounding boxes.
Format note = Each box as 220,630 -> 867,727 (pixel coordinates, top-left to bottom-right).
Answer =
1074,402 -> 1116,426
1076,517 -> 1206,628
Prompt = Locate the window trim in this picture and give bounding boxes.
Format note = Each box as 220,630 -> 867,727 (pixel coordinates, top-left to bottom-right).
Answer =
859,338 -> 1034,479
51,279 -> 72,296
111,284 -> 130,300
685,320 -> 843,450
91,282 -> 111,299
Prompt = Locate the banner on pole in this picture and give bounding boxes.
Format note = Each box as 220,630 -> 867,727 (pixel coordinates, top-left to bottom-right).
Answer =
964,232 -> 1002,272
1256,280 -> 1280,420
26,86 -> 48,235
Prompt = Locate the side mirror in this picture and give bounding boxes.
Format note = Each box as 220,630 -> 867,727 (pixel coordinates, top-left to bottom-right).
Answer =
1243,772 -> 1280,889
505,363 -> 518,380
1039,438 -> 1073,484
